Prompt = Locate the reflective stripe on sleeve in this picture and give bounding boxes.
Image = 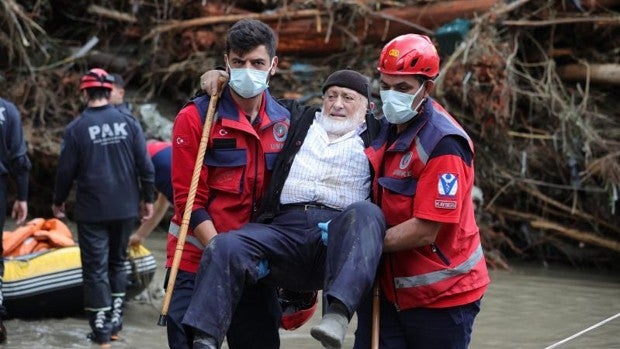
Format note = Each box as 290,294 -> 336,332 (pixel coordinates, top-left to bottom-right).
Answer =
168,222 -> 204,250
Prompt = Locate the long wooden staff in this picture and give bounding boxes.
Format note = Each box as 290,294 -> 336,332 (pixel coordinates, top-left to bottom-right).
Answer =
158,78 -> 226,326
371,281 -> 380,349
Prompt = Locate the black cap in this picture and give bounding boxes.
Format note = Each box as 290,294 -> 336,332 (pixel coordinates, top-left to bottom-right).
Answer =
322,70 -> 370,99
110,73 -> 125,87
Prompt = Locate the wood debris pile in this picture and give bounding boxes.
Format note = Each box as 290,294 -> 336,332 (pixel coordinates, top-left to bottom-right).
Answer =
1,0 -> 619,269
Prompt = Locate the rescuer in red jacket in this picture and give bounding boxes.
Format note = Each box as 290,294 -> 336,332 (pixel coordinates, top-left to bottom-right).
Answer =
164,19 -> 290,349
353,34 -> 490,349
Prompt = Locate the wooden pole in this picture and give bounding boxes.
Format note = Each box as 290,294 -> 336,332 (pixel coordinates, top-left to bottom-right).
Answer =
157,77 -> 226,326
371,281 -> 380,349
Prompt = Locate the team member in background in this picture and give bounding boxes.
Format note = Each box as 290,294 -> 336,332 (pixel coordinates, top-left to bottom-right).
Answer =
164,19 -> 290,349
129,139 -> 172,247
52,68 -> 155,347
0,97 -> 31,344
353,34 -> 490,349
109,73 -> 132,115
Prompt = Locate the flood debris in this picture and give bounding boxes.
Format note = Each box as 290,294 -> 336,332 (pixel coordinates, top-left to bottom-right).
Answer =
1,0 -> 618,269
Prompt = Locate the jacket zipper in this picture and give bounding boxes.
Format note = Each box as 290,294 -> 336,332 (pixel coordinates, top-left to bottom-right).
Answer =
431,242 -> 451,266
250,137 -> 260,220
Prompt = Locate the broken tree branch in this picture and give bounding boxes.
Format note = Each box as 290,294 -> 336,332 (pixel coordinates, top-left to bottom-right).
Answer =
144,9 -> 325,40
530,219 -> 620,253
557,63 -> 620,85
87,4 -> 137,23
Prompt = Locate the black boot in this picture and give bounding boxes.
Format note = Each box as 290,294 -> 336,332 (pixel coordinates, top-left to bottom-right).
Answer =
193,329 -> 219,349
110,297 -> 124,340
87,310 -> 112,348
0,317 -> 6,344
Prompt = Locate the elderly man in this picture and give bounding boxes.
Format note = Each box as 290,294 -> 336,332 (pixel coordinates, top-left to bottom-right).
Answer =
183,69 -> 387,349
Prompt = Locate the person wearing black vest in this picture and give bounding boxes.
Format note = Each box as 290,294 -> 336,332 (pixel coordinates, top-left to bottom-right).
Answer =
52,68 -> 155,347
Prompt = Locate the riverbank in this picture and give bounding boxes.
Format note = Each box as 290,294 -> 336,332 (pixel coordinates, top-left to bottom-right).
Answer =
2,222 -> 619,348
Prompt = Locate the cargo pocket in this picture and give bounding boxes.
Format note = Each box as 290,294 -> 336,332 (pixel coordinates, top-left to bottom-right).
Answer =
204,148 -> 247,193
378,176 -> 417,225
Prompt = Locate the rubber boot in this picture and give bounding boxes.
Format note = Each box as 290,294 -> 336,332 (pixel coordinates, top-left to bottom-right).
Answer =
87,310 -> 112,348
110,297 -> 124,340
310,313 -> 348,349
310,300 -> 350,349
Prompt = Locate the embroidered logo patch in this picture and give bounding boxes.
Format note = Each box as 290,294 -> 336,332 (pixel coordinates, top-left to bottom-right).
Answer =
435,200 -> 457,209
175,136 -> 187,146
438,173 -> 458,196
399,151 -> 413,169
273,122 -> 289,142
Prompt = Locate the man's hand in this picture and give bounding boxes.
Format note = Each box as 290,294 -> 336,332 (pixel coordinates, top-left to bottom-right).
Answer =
11,200 -> 27,225
318,220 -> 331,246
52,203 -> 66,219
256,260 -> 270,279
194,219 -> 218,246
200,70 -> 229,95
128,232 -> 145,248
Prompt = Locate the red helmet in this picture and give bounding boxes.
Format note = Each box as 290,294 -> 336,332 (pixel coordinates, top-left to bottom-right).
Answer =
377,34 -> 440,78
80,68 -> 114,90
279,289 -> 318,331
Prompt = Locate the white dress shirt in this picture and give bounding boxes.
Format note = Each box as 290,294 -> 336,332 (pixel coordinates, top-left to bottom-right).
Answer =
280,116 -> 371,210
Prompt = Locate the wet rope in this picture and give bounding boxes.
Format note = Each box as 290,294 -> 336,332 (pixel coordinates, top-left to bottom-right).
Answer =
543,312 -> 620,349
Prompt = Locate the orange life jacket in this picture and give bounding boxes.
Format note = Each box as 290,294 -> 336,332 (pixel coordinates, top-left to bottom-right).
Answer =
3,218 -> 76,257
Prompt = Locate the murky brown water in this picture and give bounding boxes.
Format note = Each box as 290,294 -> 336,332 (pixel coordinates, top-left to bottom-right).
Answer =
2,227 -> 619,349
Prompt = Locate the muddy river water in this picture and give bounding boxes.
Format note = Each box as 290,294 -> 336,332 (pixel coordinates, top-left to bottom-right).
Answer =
2,228 -> 618,349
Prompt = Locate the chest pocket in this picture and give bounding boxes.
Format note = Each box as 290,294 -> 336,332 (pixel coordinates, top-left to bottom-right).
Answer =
378,176 -> 417,227
204,148 -> 247,193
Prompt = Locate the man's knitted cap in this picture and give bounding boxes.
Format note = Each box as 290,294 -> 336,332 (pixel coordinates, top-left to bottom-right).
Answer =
322,70 -> 370,99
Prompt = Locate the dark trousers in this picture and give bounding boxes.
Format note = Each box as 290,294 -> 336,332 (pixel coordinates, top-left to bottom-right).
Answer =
77,219 -> 134,311
183,201 -> 386,346
165,270 -> 281,349
165,269 -> 194,349
354,291 -> 481,349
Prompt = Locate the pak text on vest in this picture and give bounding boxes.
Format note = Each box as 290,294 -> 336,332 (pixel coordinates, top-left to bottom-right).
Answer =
89,122 -> 128,140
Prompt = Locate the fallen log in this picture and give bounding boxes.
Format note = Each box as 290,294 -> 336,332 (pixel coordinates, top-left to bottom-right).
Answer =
530,219 -> 620,253
144,9 -> 325,40
491,208 -> 620,253
557,63 -> 620,85
145,0 -> 497,55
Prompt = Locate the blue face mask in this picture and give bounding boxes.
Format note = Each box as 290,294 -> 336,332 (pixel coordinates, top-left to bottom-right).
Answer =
228,60 -> 273,98
380,84 -> 425,124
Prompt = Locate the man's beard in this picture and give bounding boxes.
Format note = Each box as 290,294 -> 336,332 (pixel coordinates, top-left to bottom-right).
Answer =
316,107 -> 366,137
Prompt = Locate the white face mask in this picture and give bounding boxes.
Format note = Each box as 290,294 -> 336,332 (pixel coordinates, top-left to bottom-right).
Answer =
380,84 -> 425,124
227,60 -> 273,98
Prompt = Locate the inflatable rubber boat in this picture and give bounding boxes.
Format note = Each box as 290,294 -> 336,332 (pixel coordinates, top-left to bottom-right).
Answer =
2,218 -> 157,319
